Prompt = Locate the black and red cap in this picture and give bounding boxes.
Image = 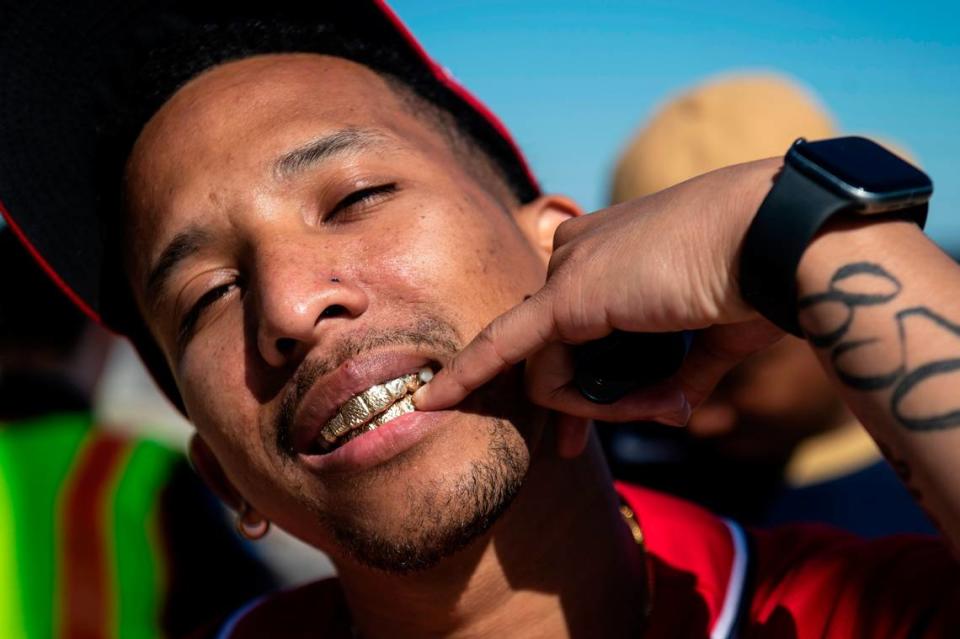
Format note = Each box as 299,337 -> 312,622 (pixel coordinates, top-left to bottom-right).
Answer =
0,0 -> 539,328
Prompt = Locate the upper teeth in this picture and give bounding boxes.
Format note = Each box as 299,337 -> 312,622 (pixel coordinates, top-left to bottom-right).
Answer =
320,367 -> 433,444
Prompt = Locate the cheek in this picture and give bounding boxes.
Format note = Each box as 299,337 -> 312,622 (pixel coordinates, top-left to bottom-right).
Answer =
179,323 -> 257,446
368,199 -> 546,336
179,351 -> 287,509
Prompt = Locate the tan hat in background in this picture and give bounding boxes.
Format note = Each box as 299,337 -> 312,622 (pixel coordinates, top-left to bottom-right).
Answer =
610,73 -> 838,203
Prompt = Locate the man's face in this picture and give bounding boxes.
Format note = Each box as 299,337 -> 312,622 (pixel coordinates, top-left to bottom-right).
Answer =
123,54 -> 552,570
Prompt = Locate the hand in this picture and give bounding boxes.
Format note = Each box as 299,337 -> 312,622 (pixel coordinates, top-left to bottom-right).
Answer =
414,158 -> 785,455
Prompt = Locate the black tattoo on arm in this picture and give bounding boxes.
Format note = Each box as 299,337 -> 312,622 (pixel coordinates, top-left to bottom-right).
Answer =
798,261 -> 960,431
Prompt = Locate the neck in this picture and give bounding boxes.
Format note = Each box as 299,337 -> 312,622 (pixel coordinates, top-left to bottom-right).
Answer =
336,430 -> 648,639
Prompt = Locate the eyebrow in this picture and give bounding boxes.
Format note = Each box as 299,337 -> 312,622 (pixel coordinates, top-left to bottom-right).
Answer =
145,225 -> 213,308
273,127 -> 387,179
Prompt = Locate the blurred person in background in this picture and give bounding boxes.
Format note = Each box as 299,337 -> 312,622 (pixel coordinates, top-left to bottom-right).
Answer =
604,73 -> 935,536
0,225 -> 275,638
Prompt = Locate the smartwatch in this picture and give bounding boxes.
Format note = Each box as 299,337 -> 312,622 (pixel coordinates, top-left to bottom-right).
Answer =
739,136 -> 933,335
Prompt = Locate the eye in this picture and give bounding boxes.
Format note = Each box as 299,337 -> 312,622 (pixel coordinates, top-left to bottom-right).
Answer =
177,281 -> 238,348
325,183 -> 398,222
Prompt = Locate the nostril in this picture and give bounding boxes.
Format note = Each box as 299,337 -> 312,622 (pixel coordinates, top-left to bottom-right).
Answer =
319,304 -> 347,320
275,337 -> 297,355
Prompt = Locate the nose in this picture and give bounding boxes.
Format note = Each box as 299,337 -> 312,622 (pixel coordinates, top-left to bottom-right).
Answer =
253,245 -> 368,368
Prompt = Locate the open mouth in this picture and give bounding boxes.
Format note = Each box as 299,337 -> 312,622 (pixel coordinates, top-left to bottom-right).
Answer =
309,366 -> 435,454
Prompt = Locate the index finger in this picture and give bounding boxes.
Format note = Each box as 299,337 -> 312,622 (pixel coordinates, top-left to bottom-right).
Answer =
413,292 -> 557,411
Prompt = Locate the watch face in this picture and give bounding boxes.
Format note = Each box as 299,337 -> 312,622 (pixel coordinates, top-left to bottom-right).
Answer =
789,136 -> 932,200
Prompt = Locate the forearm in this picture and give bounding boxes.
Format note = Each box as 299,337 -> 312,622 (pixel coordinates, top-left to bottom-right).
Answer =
797,218 -> 960,547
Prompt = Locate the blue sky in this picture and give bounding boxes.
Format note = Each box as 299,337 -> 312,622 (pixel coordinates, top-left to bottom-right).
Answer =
391,0 -> 960,251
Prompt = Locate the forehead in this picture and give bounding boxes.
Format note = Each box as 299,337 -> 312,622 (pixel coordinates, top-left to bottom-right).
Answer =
130,52 -> 412,163
123,53 -> 446,256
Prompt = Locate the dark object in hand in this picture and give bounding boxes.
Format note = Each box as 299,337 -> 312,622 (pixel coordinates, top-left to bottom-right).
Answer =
574,331 -> 692,404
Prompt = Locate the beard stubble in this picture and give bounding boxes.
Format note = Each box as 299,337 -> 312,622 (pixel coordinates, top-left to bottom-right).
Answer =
278,314 -> 537,573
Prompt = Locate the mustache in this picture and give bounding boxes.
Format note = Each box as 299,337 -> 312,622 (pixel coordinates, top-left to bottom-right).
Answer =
276,317 -> 462,458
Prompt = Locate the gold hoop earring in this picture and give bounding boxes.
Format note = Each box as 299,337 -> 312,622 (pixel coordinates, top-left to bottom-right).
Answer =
235,501 -> 270,540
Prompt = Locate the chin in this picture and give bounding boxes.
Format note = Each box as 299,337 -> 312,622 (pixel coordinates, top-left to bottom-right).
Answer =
320,415 -> 531,573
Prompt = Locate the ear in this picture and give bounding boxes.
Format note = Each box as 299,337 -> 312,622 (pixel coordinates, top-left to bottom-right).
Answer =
188,434 -> 244,511
513,194 -> 584,265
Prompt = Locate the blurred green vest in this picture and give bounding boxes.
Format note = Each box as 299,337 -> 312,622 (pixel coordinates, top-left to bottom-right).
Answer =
0,412 -> 274,639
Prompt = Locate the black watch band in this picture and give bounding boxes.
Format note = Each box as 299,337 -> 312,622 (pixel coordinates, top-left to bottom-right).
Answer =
739,161 -> 926,336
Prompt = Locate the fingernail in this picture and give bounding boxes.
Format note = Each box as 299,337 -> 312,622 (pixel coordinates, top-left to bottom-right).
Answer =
412,386 -> 429,409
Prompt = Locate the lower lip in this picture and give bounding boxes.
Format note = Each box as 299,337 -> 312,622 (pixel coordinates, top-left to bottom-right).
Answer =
297,410 -> 448,474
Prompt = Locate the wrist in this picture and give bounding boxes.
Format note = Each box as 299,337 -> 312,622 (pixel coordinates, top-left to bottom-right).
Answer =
724,158 -> 784,317
732,158 -> 785,234
737,137 -> 931,335
796,217 -> 926,296
795,218 -> 929,340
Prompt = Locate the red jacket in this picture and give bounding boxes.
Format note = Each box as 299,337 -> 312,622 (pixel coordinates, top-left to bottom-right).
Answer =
215,483 -> 960,638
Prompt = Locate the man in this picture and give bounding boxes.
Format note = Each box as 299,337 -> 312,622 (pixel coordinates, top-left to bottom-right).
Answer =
3,2 -> 960,637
